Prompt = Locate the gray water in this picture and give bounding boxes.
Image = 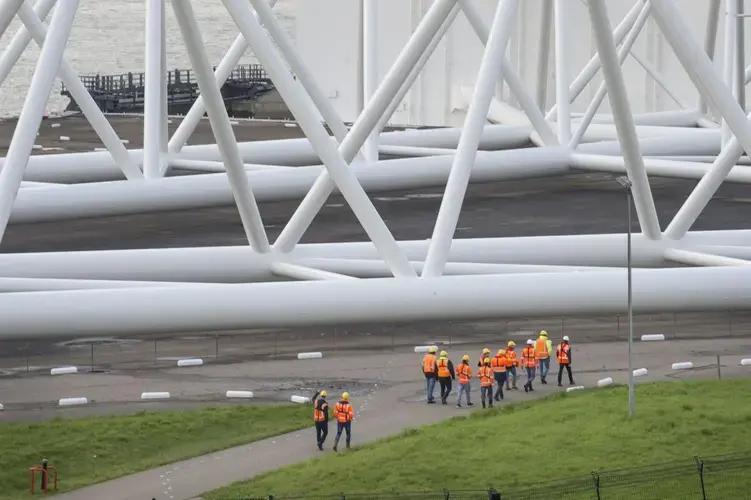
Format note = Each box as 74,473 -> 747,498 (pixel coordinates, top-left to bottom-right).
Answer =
0,0 -> 297,117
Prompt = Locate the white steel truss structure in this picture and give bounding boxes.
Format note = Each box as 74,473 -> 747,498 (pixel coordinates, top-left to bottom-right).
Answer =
1,0 -> 751,338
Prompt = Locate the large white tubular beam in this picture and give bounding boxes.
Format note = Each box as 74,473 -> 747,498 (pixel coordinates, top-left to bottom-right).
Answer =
168,0 -> 279,155
173,0 -> 270,253
8,147 -> 570,224
422,0 -> 519,278
536,0 -> 553,112
270,262 -> 357,281
0,277 -> 205,292
699,0 -> 722,114
0,0 -> 55,88
664,248 -> 751,267
586,0 -> 661,240
362,0 -> 379,162
0,0 -> 78,243
1,267 -> 751,338
722,0 -> 738,144
0,0 -> 24,43
230,0 -> 414,278
271,0 -> 458,255
553,0 -> 571,144
143,0 -> 165,179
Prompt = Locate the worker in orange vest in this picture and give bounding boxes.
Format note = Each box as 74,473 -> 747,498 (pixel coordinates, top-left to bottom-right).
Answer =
490,349 -> 507,402
477,347 -> 491,367
477,357 -> 494,408
332,392 -> 355,452
422,346 -> 438,404
521,339 -> 538,393
505,341 -> 519,391
455,354 -> 474,408
312,389 -> 329,451
436,350 -> 455,405
535,330 -> 553,384
557,336 -> 575,387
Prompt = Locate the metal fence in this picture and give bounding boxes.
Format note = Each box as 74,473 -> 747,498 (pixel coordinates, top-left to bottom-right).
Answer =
226,452 -> 751,500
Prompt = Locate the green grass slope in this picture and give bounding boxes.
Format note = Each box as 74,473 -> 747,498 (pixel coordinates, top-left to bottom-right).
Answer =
0,404 -> 310,500
207,379 -> 751,499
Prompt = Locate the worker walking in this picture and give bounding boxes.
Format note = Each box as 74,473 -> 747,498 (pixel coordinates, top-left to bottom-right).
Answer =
312,389 -> 330,451
535,330 -> 553,384
505,341 -> 519,391
478,347 -> 491,367
521,339 -> 538,393
332,392 -> 355,452
436,350 -> 455,405
477,357 -> 494,408
491,349 -> 507,401
557,336 -> 576,387
456,354 -> 474,408
422,346 -> 438,404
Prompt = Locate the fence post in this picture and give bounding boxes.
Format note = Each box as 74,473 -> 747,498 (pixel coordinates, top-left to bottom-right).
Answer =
90,343 -> 95,372
695,457 -> 707,500
592,472 -> 601,500
717,355 -> 722,380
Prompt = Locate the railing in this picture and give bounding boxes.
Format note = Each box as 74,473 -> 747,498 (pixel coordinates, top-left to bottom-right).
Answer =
222,452 -> 751,499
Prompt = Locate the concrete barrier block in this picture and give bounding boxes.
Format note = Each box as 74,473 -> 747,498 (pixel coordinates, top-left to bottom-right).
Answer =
32,144 -> 43,150
121,139 -> 130,145
633,368 -> 648,377
672,362 -> 693,370
50,366 -> 78,375
297,352 -> 323,360
141,392 -> 170,400
229,121 -> 239,126
59,136 -> 70,141
566,385 -> 585,392
597,377 -> 613,387
0,403 -> 4,410
741,358 -> 751,366
176,358 -> 203,367
226,390 -> 254,399
50,123 -> 61,128
284,123 -> 298,128
640,334 -> 665,341
94,147 -> 107,152
291,395 -> 310,404
414,345 -> 437,353
58,397 -> 88,406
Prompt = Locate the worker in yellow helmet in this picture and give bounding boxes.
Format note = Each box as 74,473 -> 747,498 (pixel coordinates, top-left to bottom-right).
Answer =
455,354 -> 474,408
421,346 -> 438,404
535,330 -> 554,384
312,389 -> 329,451
332,392 -> 354,452
505,341 -> 519,391
436,350 -> 455,405
477,347 -> 491,367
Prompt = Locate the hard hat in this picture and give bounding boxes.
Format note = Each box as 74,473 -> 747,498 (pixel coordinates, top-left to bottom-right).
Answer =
462,354 -> 470,361
342,392 -> 349,401
428,346 -> 437,353
527,339 -> 534,345
482,348 -> 490,354
497,349 -> 504,355
440,350 -> 448,357
484,357 -> 490,364
320,390 -> 327,398
540,330 -> 548,338
508,341 -> 516,348
563,336 -> 570,342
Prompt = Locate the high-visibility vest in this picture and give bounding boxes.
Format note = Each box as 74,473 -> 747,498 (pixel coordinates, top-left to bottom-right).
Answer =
313,399 -> 328,422
437,358 -> 451,377
505,349 -> 518,367
456,362 -> 472,384
422,354 -> 436,374
477,366 -> 494,387
535,338 -> 550,359
521,347 -> 537,368
557,343 -> 570,364
334,401 -> 354,423
490,354 -> 507,373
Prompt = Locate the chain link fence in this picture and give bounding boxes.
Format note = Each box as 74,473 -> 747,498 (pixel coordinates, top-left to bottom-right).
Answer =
224,452 -> 751,500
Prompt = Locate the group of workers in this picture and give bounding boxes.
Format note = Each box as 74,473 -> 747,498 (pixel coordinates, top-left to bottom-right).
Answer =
312,389 -> 355,452
422,331 -> 575,408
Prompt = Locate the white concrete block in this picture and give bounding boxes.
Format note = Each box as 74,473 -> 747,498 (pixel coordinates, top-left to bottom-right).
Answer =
94,148 -> 107,152
50,366 -> 78,375
633,368 -> 649,377
226,390 -> 254,399
741,358 -> 751,366
176,358 -> 203,367
672,362 -> 693,370
414,345 -> 437,353
291,395 -> 311,404
229,121 -> 239,126
141,392 -> 170,400
50,123 -> 61,128
59,136 -> 70,141
32,144 -> 43,150
297,352 -> 323,360
284,123 -> 298,128
121,139 -> 130,144
597,377 -> 613,387
641,334 -> 665,341
58,397 -> 88,406
0,403 -> 4,410
566,385 -> 585,392
167,119 -> 173,124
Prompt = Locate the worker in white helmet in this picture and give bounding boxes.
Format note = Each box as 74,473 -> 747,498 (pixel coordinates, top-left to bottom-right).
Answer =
556,336 -> 575,386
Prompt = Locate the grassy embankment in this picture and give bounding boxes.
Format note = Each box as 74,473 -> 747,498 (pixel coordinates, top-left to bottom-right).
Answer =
0,404 -> 310,499
208,379 -> 751,499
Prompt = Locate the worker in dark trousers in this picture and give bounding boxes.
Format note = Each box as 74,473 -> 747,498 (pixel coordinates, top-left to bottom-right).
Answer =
422,346 -> 438,404
477,357 -> 494,408
557,336 -> 576,386
491,349 -> 507,402
436,350 -> 455,404
332,392 -> 355,452
312,390 -> 329,451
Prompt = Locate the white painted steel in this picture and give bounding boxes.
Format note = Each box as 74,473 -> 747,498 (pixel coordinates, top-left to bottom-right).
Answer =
640,334 -> 665,341
597,377 -> 613,387
297,352 -> 324,360
672,362 -> 693,370
226,390 -> 254,399
141,392 -> 171,400
176,358 -> 204,367
50,366 -> 78,375
58,397 -> 88,406
633,368 -> 648,377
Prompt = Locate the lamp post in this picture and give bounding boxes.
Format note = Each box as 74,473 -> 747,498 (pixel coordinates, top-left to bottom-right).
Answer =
617,176 -> 635,417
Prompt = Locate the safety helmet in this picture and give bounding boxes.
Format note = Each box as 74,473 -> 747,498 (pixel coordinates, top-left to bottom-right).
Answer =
482,348 -> 490,354
440,350 -> 448,357
540,330 -> 548,338
497,349 -> 504,355
320,390 -> 327,398
342,392 -> 349,401
527,339 -> 534,345
508,341 -> 516,348
563,336 -> 570,342
428,346 -> 437,354
462,354 -> 470,361
484,357 -> 490,364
